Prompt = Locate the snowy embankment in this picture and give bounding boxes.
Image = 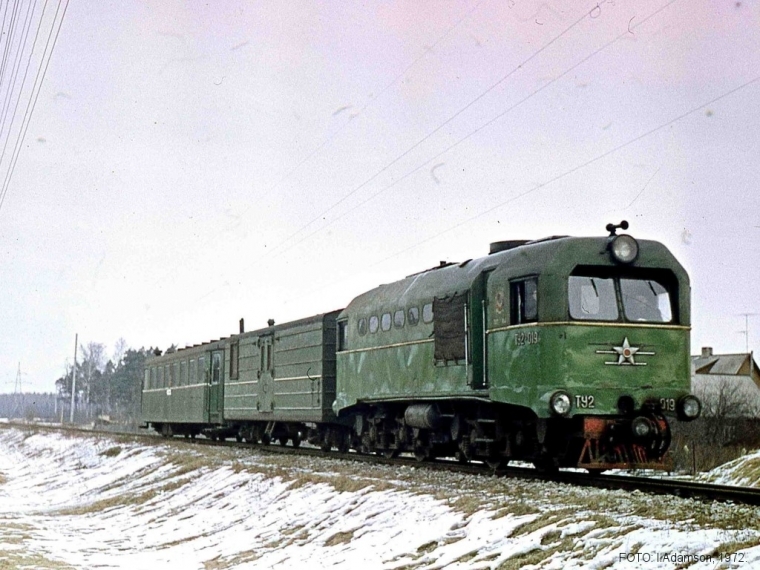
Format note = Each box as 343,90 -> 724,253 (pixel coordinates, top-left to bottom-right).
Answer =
1,426 -> 759,570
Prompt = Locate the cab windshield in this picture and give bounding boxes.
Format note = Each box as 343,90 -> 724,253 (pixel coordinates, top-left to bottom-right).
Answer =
568,275 -> 673,323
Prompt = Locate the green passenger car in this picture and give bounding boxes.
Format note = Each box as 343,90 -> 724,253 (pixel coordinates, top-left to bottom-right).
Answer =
142,312 -> 342,445
334,225 -> 700,469
141,340 -> 225,438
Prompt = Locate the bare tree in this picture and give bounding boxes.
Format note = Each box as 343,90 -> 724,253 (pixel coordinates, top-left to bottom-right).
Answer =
697,378 -> 760,445
112,338 -> 128,366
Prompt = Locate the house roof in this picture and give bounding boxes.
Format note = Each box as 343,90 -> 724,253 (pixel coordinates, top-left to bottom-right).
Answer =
692,351 -> 760,389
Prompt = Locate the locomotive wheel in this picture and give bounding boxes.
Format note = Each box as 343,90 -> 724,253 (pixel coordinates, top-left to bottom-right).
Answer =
319,427 -> 332,452
291,434 -> 301,448
278,436 -> 289,447
455,450 -> 469,464
414,447 -> 429,462
260,433 -> 271,446
533,456 -> 558,473
383,449 -> 399,459
486,458 -> 508,470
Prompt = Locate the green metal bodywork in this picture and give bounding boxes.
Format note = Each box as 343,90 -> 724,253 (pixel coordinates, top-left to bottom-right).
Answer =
141,312 -> 340,428
223,312 -> 340,424
141,340 -> 222,427
334,236 -> 692,420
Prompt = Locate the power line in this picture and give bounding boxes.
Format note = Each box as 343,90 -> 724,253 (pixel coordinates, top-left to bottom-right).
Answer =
0,0 -> 70,216
287,74 -> 760,303
145,0 -> 490,292
183,0 -> 609,309
232,0 -> 682,272
257,4 -> 594,261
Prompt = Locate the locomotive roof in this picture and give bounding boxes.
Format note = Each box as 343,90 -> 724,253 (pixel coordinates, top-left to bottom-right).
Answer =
340,235 -> 687,315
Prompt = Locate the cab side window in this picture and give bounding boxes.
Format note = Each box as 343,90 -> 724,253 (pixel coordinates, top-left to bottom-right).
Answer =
511,278 -> 538,324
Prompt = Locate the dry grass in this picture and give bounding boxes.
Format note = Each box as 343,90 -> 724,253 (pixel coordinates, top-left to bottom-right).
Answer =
510,507 -> 574,537
0,473 -> 6,486
729,456 -> 760,486
497,536 -> 576,570
416,540 -> 438,555
98,446 -> 122,458
0,550 -> 75,570
204,549 -> 262,569
452,550 -> 479,564
325,530 -> 356,546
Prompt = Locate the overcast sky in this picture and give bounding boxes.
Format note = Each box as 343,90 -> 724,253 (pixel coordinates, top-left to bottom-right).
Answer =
1,0 -> 758,393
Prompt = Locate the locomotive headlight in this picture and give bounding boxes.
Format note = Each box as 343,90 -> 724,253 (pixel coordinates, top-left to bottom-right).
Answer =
549,391 -> 572,417
677,395 -> 701,421
631,416 -> 653,439
609,234 -> 639,264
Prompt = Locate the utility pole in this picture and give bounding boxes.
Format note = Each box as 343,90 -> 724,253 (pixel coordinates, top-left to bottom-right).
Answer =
11,363 -> 22,419
69,333 -> 78,423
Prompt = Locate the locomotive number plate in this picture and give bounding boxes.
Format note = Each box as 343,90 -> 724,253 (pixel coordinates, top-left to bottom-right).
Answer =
514,331 -> 539,346
659,398 -> 676,412
575,395 -> 595,409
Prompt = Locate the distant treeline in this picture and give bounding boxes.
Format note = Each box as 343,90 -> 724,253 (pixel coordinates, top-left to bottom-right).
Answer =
52,341 -> 157,425
0,392 -> 58,420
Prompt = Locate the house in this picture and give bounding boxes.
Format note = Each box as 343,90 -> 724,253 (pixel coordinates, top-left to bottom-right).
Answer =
691,347 -> 760,417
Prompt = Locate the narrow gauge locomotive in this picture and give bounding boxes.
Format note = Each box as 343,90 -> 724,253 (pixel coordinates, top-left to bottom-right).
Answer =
141,223 -> 701,471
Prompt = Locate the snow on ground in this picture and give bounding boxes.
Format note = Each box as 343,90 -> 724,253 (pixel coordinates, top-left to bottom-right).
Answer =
698,448 -> 760,488
1,426 -> 760,570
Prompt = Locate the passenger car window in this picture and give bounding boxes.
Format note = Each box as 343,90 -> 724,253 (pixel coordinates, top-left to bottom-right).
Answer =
230,343 -> 239,379
369,315 -> 379,333
212,353 -> 222,384
394,309 -> 405,328
408,307 -> 419,326
381,312 -> 391,331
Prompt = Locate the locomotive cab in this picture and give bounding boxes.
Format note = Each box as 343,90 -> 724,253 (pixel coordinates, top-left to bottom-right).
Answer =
484,223 -> 700,470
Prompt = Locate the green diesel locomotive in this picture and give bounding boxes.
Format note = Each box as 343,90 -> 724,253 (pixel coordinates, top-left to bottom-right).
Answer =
141,222 -> 700,471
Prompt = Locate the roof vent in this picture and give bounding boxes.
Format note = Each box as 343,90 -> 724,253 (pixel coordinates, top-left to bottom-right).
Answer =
701,347 -> 713,358
489,240 -> 529,255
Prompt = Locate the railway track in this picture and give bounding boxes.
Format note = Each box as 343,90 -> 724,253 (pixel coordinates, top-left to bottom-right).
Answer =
6,421 -> 760,507
212,438 -> 760,506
